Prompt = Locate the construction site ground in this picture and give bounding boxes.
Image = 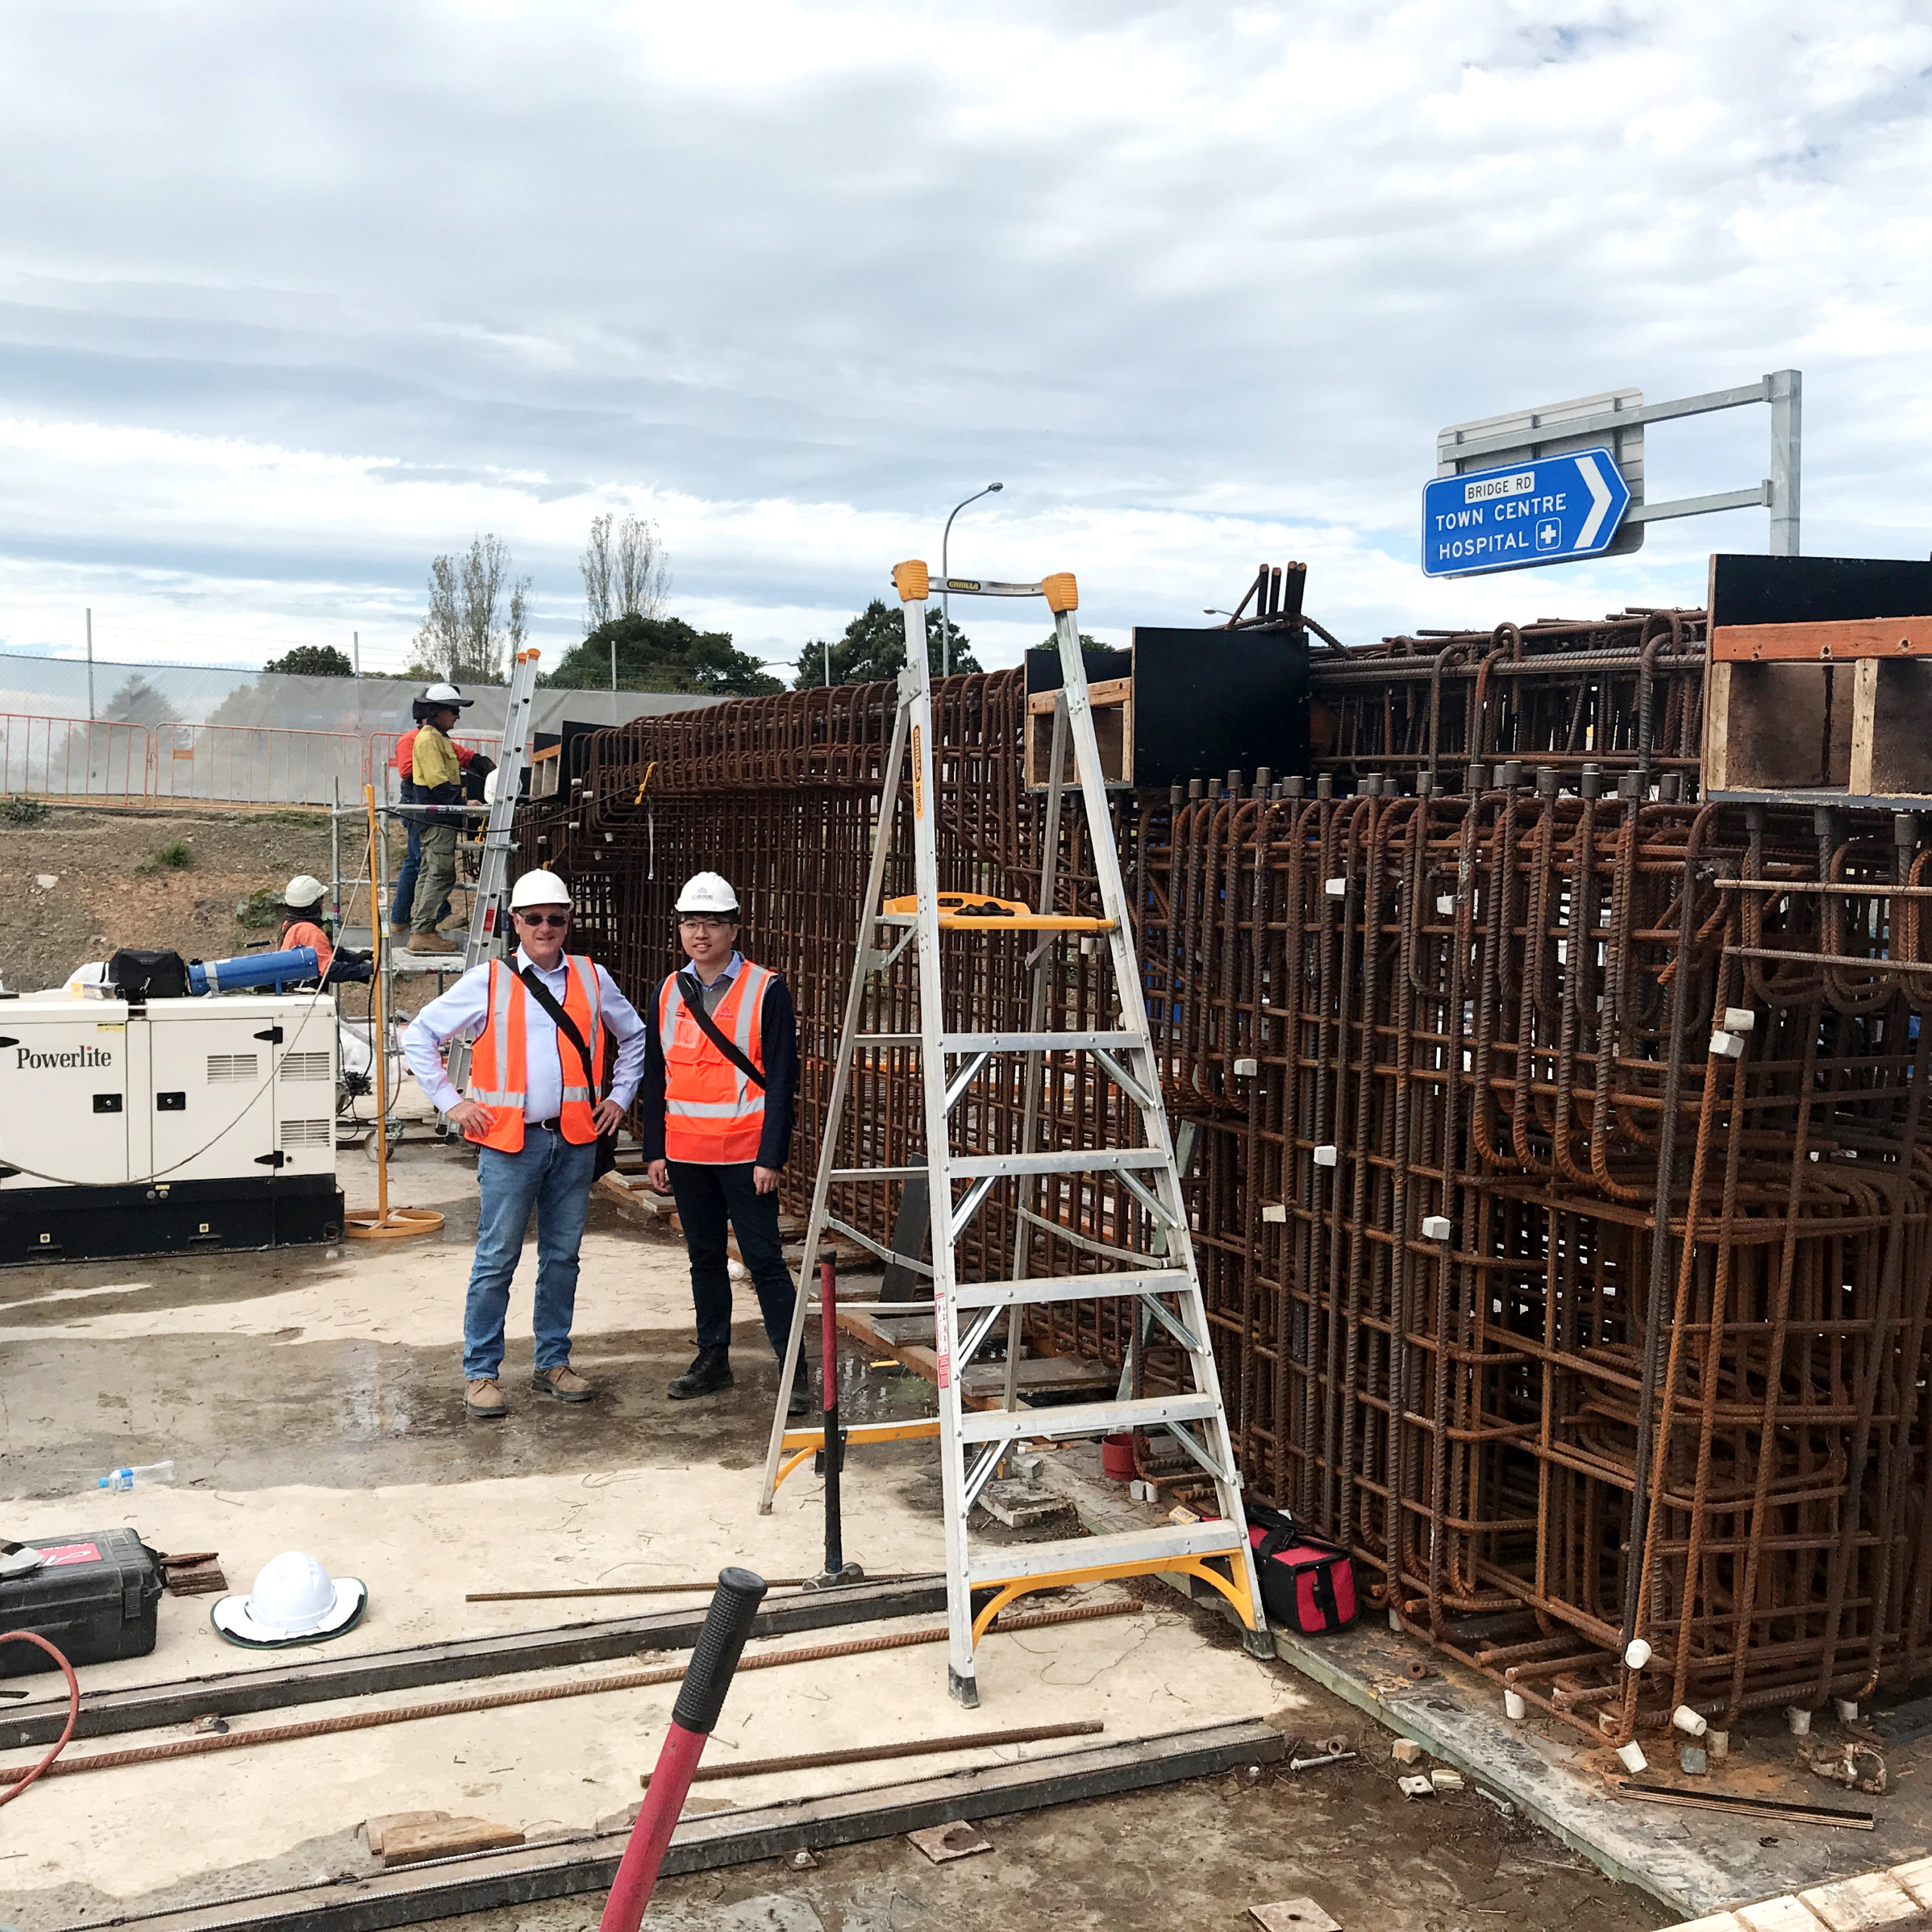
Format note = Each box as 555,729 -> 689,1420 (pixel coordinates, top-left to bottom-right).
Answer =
0,1133 -> 1666,1932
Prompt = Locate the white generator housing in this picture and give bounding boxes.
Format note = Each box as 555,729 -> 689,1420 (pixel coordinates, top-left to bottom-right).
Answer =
0,992 -> 344,1263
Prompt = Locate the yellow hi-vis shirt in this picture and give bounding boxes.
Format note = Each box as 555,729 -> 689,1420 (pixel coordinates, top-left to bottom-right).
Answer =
412,722 -> 462,792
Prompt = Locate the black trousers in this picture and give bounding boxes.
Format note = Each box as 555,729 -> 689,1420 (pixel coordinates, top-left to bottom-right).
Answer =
666,1160 -> 797,1357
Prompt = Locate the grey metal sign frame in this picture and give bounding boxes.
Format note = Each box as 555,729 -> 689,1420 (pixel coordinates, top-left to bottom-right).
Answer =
1436,369 -> 1801,561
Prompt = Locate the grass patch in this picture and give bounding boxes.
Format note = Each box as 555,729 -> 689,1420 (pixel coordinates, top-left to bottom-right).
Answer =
136,838 -> 196,876
0,796 -> 49,826
233,886 -> 284,930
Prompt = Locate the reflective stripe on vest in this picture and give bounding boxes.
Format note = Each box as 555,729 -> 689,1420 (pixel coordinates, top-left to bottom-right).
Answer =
657,960 -> 771,1164
464,955 -> 605,1153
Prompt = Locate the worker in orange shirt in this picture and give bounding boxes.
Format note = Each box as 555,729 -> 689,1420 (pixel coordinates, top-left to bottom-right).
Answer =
278,875 -> 335,980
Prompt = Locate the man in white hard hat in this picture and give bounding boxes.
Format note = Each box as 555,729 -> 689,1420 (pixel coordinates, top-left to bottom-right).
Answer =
278,875 -> 334,981
390,704 -> 481,941
401,869 -> 648,1419
638,872 -> 807,1416
406,682 -> 473,955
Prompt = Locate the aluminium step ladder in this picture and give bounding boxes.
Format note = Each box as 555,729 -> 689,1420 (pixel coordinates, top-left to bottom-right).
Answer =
758,560 -> 1270,1706
444,646 -> 542,1097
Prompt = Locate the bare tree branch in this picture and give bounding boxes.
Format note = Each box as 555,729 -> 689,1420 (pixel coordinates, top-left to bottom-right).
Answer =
580,512 -> 615,633
614,514 -> 669,620
414,533 -> 525,682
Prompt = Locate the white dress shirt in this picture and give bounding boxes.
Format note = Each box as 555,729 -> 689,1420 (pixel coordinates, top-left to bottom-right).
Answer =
402,946 -> 648,1121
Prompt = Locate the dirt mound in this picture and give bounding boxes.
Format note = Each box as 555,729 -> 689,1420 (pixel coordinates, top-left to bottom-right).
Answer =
0,807 -> 342,992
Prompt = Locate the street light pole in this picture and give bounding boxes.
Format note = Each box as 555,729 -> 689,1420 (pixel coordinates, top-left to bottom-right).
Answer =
940,483 -> 1002,679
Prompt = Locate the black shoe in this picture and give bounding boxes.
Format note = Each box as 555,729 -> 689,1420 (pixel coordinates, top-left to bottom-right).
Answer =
668,1347 -> 733,1401
787,1373 -> 813,1420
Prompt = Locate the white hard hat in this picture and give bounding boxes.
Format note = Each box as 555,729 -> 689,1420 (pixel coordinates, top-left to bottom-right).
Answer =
211,1550 -> 367,1648
509,869 -> 573,911
284,875 -> 325,910
421,681 -> 473,708
675,872 -> 739,915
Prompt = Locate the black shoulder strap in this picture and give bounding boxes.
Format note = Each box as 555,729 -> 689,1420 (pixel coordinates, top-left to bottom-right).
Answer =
519,964 -> 600,1091
674,971 -> 766,1090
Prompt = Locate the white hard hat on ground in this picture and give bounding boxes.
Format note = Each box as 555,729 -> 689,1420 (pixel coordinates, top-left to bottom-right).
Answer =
421,681 -> 473,708
675,872 -> 739,915
211,1550 -> 367,1648
509,869 -> 573,911
284,875 -> 325,910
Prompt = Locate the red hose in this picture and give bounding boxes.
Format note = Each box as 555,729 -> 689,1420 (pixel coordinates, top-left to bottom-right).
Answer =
0,1631 -> 78,1805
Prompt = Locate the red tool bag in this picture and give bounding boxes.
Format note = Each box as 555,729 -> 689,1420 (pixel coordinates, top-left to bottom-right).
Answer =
1245,1504 -> 1358,1635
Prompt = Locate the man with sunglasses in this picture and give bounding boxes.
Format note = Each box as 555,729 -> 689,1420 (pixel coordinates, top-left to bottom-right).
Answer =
402,869 -> 648,1420
638,872 -> 807,1417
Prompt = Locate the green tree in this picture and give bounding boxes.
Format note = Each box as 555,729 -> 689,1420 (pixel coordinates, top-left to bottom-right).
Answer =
545,614 -> 782,696
794,601 -> 982,688
263,645 -> 353,677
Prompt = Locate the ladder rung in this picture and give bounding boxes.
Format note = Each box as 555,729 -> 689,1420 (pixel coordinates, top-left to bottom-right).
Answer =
947,1147 -> 1168,1181
952,1270 -> 1192,1312
829,1166 -> 927,1180
940,1031 -> 1144,1054
968,1519 -> 1246,1587
855,1033 -> 921,1044
956,1392 -> 1219,1444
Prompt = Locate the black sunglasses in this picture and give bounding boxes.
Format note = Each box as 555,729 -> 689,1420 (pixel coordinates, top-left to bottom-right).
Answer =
517,910 -> 570,928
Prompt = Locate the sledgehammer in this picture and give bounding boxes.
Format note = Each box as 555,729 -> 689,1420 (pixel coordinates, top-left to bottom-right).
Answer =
599,1567 -> 768,1931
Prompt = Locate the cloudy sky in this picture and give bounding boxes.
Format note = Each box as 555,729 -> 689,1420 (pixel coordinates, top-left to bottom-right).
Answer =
0,1 -> 1927,681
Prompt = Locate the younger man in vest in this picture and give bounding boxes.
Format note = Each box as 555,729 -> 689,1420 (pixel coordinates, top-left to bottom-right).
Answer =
639,872 -> 808,1417
401,869 -> 648,1419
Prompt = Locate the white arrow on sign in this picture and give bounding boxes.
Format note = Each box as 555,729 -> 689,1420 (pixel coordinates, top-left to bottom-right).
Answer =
1573,454 -> 1613,549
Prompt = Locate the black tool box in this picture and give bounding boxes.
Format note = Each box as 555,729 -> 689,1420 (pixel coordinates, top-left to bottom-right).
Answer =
0,1527 -> 164,1674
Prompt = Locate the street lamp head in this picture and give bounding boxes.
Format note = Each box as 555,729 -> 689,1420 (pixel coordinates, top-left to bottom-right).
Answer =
988,482 -> 1003,493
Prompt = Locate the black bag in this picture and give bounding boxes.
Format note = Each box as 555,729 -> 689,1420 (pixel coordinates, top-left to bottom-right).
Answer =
518,964 -> 619,1178
107,948 -> 188,1000
0,1527 -> 164,1673
1245,1503 -> 1358,1635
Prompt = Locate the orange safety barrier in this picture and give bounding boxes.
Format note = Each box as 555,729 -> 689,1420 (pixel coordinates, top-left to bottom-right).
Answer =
146,724 -> 365,807
0,715 -> 151,802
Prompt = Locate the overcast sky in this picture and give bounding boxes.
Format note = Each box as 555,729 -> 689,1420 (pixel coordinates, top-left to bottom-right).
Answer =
0,1 -> 1927,680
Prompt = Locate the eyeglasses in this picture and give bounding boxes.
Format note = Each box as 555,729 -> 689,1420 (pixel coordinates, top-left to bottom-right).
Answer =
517,910 -> 570,928
678,917 -> 734,933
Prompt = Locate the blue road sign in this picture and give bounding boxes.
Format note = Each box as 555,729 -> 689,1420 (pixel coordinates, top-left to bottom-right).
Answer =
1421,448 -> 1632,578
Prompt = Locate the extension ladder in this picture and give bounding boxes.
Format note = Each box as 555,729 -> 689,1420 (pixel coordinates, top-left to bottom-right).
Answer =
758,561 -> 1270,1706
445,647 -> 542,1096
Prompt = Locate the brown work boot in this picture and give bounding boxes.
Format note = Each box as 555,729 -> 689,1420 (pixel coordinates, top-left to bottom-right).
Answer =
532,1364 -> 595,1404
388,921 -> 411,940
408,931 -> 460,955
465,1377 -> 507,1420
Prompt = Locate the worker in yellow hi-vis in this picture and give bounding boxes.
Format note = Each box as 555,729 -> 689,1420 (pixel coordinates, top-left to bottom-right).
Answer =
407,681 -> 472,955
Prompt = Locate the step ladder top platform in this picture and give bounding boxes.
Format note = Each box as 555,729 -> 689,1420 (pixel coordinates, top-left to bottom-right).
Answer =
880,893 -> 1115,934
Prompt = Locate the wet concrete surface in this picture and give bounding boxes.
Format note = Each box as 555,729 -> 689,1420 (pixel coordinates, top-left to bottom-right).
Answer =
25,1755 -> 1661,1932
0,1139 -> 1666,1930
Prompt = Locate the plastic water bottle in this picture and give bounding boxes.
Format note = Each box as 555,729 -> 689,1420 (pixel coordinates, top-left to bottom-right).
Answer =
97,1460 -> 175,1492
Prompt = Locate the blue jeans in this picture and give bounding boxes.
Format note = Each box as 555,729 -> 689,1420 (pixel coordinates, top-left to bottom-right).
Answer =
463,1127 -> 598,1380
389,819 -> 422,930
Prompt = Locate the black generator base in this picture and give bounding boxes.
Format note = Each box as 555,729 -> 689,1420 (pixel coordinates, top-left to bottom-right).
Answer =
0,1174 -> 345,1265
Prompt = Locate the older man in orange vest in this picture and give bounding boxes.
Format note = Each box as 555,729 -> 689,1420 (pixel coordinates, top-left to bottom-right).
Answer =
402,869 -> 648,1420
639,872 -> 806,1417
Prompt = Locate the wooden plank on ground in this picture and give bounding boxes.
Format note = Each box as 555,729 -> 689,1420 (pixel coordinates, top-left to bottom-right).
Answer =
81,1720 -> 1285,1932
2,1574 -> 947,1749
836,1303 -> 1115,1408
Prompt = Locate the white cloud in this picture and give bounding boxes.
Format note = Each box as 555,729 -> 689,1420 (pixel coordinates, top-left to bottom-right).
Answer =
0,0 -> 1925,679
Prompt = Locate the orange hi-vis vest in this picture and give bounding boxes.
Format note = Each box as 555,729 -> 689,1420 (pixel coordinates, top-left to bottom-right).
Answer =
656,960 -> 772,1164
464,955 -> 605,1152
